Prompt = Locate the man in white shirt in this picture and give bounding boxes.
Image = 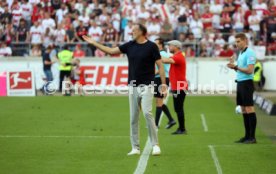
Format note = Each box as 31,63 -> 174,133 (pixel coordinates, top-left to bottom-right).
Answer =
253,0 -> 267,17
7,0 -> 14,9
228,30 -> 236,46
88,21 -> 103,56
75,0 -> 84,14
112,12 -> 121,32
0,42 -> 12,57
78,14 -> 90,27
54,24 -> 66,45
123,20 -> 133,42
56,3 -> 68,24
11,4 -> 23,28
215,34 -> 226,47
99,9 -> 109,25
137,5 -> 150,21
20,0 -> 32,22
30,21 -> 43,45
42,12 -> 56,32
147,20 -> 161,41
248,9 -> 261,40
29,0 -> 40,5
88,21 -> 103,42
210,0 -> 223,29
0,1 -> 4,14
189,13 -> 203,40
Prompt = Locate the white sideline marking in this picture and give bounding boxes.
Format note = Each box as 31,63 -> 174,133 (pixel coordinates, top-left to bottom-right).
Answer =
0,135 -> 128,138
133,95 -> 170,174
133,139 -> 152,174
208,145 -> 223,174
200,113 -> 208,132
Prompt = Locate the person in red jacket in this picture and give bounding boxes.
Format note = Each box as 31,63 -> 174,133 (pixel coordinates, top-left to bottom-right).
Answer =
219,44 -> 235,57
162,40 -> 188,135
71,59 -> 86,95
73,44 -> 86,58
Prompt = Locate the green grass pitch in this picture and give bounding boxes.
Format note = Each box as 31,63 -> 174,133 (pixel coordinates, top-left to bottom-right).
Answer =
0,96 -> 275,174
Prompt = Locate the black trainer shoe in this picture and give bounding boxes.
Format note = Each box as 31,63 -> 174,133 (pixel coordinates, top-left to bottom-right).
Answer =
165,120 -> 176,129
234,137 -> 248,143
243,138 -> 257,144
172,129 -> 187,135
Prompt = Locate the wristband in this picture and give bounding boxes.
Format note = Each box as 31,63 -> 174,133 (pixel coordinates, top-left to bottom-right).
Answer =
234,65 -> 238,71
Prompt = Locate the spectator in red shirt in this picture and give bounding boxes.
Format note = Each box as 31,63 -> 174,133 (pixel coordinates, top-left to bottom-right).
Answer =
73,44 -> 85,58
219,44 -> 234,57
244,9 -> 252,30
162,40 -> 188,135
201,5 -> 213,30
31,3 -> 43,23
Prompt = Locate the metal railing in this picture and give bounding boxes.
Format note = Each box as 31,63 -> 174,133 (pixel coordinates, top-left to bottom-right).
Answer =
8,40 -> 276,58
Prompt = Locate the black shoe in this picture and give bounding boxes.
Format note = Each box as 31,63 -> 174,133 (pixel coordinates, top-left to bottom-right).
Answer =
172,129 -> 187,135
243,138 -> 257,144
165,120 -> 176,129
234,137 -> 248,143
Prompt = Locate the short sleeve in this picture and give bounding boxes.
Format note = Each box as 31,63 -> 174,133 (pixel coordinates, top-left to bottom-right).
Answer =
119,41 -> 131,54
152,43 -> 161,61
172,54 -> 182,64
160,51 -> 170,58
247,50 -> 256,65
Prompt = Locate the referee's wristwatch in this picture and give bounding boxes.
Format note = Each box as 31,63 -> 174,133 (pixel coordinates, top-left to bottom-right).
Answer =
234,65 -> 238,71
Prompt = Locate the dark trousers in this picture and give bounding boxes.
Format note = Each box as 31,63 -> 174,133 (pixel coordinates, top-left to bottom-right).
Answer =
172,90 -> 186,130
59,70 -> 71,92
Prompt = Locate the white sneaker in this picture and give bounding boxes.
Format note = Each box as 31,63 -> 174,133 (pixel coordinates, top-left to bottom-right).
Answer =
152,145 -> 161,156
127,148 -> 140,156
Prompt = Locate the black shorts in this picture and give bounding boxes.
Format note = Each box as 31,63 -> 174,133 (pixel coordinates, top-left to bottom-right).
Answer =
236,80 -> 254,106
154,77 -> 170,98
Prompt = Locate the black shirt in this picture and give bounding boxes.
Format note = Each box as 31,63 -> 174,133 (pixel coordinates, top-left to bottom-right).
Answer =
76,26 -> 88,41
17,26 -> 28,41
51,0 -> 61,10
119,40 -> 161,85
66,29 -> 75,41
43,52 -> 51,71
223,2 -> 236,17
0,12 -> 12,25
266,16 -> 276,43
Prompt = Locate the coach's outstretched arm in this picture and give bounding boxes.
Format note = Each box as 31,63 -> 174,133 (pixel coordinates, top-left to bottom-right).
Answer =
82,35 -> 121,55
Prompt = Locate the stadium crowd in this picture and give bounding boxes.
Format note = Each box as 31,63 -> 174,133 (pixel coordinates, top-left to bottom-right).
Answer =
0,0 -> 276,57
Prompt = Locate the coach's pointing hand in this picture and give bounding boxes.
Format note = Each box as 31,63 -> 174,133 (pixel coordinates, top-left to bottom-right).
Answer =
82,35 -> 95,45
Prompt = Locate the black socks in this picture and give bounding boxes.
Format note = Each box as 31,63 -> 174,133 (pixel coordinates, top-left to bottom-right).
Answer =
248,112 -> 257,139
155,104 -> 174,126
162,104 -> 174,122
155,107 -> 162,126
243,113 -> 257,140
243,113 -> 250,139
